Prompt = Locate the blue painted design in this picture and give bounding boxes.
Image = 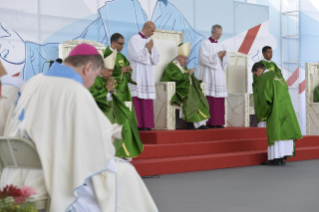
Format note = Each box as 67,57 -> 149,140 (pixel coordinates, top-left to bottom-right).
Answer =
43,62 -> 83,85
18,108 -> 25,121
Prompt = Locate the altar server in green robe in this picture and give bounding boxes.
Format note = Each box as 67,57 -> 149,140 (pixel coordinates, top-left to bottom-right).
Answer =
90,50 -> 143,159
253,46 -> 282,127
103,33 -> 138,124
161,42 -> 210,130
252,62 -> 302,166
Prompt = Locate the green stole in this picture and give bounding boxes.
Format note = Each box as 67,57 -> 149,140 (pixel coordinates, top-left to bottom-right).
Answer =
252,60 -> 282,123
89,76 -> 143,158
255,70 -> 302,147
161,61 -> 210,123
104,46 -> 138,124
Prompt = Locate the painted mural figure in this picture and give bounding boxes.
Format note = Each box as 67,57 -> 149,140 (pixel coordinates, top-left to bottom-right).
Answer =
253,46 -> 282,128
197,25 -> 229,128
252,62 -> 302,166
0,0 -> 205,82
78,0 -> 205,69
161,42 -> 210,130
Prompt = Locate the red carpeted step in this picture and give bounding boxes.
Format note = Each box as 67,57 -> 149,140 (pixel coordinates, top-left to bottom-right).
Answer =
133,150 -> 268,176
136,138 -> 267,159
139,128 -> 267,144
137,136 -> 319,159
132,146 -> 319,176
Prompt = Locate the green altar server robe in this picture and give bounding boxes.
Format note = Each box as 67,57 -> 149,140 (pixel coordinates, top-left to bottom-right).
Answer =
160,60 -> 210,123
104,46 -> 138,124
255,70 -> 302,146
89,76 -> 143,158
253,60 -> 282,123
314,85 -> 319,102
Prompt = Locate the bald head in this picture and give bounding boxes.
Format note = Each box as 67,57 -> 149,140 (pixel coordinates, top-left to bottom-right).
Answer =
142,21 -> 156,38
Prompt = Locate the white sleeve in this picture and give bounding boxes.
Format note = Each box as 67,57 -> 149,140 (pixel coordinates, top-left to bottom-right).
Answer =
149,46 -> 160,66
221,52 -> 229,72
198,43 -> 219,69
128,38 -> 151,65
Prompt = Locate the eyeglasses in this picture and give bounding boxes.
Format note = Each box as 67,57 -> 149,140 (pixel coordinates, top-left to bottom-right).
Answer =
116,42 -> 125,46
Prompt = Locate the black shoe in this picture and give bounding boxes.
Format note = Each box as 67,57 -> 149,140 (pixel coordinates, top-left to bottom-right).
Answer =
261,160 -> 274,165
207,125 -> 217,128
198,125 -> 209,130
216,125 -> 224,128
138,128 -> 147,131
187,123 -> 196,130
283,156 -> 288,160
146,128 -> 152,131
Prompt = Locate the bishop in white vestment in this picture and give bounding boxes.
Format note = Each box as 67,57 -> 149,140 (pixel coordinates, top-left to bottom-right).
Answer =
197,25 -> 229,128
0,44 -> 158,212
0,61 -> 24,136
127,22 -> 160,131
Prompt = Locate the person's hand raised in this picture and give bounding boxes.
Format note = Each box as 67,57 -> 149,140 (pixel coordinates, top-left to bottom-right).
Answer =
105,77 -> 116,92
121,66 -> 132,73
145,39 -> 154,53
189,68 -> 196,76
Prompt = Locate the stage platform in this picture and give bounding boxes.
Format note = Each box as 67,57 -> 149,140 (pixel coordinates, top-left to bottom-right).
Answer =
131,128 -> 319,176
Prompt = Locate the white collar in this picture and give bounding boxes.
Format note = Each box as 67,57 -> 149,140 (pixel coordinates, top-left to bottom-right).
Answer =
110,46 -> 115,51
262,58 -> 272,63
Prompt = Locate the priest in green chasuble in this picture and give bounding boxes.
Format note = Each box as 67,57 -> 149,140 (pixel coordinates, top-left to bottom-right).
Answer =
253,46 -> 282,128
103,33 -> 138,124
89,49 -> 143,159
252,62 -> 302,166
161,42 -> 210,130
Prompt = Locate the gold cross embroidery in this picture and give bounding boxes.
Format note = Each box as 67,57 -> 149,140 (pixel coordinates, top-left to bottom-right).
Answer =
274,75 -> 284,86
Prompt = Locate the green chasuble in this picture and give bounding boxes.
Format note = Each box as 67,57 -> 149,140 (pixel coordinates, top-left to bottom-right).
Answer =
104,46 -> 138,124
253,60 -> 282,123
160,60 -> 210,123
89,76 -> 143,158
314,85 -> 319,102
255,70 -> 302,146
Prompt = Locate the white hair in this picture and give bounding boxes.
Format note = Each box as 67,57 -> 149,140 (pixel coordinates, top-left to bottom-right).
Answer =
211,25 -> 222,33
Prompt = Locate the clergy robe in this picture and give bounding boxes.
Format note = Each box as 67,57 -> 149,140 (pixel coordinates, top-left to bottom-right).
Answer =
197,38 -> 229,126
127,33 -> 160,128
89,76 -> 144,158
0,75 -> 24,136
253,59 -> 282,126
255,70 -> 302,160
1,63 -> 158,212
161,60 -> 210,127
314,85 -> 319,102
103,46 -> 138,124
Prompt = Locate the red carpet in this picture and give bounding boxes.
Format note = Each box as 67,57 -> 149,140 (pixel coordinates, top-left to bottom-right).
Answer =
132,128 -> 319,176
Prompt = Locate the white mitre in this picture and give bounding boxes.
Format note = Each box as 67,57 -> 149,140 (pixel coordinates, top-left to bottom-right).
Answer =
104,49 -> 117,69
177,42 -> 191,57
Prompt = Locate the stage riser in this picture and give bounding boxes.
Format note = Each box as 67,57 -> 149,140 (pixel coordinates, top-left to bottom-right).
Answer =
139,128 -> 267,144
133,147 -> 319,176
133,129 -> 319,176
136,137 -> 319,159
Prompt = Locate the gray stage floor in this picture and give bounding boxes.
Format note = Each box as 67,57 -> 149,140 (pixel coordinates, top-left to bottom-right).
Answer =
143,160 -> 319,212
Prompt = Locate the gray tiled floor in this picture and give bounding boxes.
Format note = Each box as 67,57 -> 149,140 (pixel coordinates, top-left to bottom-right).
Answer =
143,160 -> 319,212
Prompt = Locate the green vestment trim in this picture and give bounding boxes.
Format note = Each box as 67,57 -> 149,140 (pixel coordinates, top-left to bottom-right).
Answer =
104,46 -> 138,125
255,71 -> 302,147
253,60 -> 282,123
314,85 -> 319,102
89,76 -> 143,158
160,61 -> 210,123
